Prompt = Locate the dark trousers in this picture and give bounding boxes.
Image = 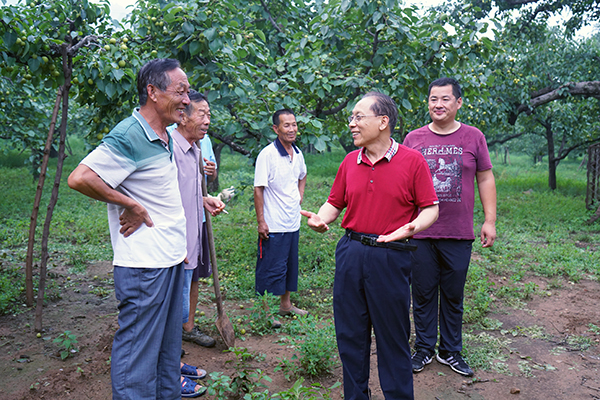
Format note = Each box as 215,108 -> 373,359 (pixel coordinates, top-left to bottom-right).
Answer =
111,263 -> 184,400
255,231 -> 299,296
334,235 -> 414,400
411,239 -> 473,354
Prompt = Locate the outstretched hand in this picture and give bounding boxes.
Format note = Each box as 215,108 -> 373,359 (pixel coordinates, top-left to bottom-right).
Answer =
300,210 -> 329,233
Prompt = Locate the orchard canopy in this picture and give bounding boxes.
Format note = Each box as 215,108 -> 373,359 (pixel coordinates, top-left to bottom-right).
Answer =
0,0 -> 599,163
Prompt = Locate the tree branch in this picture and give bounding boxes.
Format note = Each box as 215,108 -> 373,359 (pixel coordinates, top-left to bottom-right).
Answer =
207,130 -> 251,156
486,130 -> 527,147
259,0 -> 283,34
318,87 -> 362,116
513,81 -> 600,119
68,35 -> 98,56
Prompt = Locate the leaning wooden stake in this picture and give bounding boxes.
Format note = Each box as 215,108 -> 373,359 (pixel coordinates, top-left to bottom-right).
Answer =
198,143 -> 235,348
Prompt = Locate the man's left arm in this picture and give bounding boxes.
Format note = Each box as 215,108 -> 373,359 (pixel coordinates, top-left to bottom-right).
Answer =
298,176 -> 307,205
376,204 -> 439,242
476,168 -> 497,248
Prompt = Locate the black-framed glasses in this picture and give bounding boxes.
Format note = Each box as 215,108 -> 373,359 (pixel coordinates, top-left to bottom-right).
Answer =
347,114 -> 382,123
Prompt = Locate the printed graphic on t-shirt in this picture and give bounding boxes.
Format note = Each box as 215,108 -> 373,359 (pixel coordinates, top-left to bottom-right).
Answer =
420,144 -> 463,202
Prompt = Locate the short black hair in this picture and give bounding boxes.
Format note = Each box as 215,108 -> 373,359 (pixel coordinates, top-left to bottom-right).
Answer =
137,58 -> 181,106
183,90 -> 209,116
362,91 -> 398,133
428,77 -> 462,100
272,109 -> 296,126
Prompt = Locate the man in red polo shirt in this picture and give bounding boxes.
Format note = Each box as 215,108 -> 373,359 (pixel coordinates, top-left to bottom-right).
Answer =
301,91 -> 439,400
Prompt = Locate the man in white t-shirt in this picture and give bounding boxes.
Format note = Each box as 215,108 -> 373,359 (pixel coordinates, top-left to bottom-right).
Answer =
254,109 -> 307,327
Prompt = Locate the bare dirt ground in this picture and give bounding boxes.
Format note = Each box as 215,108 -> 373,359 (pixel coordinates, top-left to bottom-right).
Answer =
1,260 -> 599,400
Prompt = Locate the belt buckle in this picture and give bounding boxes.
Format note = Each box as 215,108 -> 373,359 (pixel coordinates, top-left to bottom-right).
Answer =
360,235 -> 375,247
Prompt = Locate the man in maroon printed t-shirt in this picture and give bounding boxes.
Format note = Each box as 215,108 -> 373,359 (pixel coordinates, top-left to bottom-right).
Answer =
404,77 -> 497,378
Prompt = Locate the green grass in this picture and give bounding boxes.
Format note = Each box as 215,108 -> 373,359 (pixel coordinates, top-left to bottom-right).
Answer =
1,140 -> 598,378
474,154 -> 598,285
0,136 -> 110,314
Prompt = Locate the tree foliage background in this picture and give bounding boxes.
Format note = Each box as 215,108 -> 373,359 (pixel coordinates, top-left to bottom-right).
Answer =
0,0 -> 599,176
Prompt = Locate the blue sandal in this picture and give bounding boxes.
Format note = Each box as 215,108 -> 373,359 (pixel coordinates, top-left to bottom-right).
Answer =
181,363 -> 207,380
181,376 -> 207,398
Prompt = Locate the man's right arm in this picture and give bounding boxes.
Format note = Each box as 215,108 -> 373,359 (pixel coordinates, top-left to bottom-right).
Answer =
300,202 -> 342,233
68,164 -> 153,237
253,186 -> 269,240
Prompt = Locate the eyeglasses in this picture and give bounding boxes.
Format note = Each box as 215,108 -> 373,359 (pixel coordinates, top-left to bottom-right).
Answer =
347,114 -> 382,123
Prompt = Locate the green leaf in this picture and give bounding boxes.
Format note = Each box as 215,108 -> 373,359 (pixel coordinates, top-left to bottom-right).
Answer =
402,98 -> 412,110
3,31 -> 16,47
208,38 -> 222,52
302,73 -> 314,84
182,21 -> 194,35
204,27 -> 216,41
112,69 -> 124,81
105,82 -> 116,99
189,41 -> 202,56
28,58 -> 41,72
254,30 -> 265,42
268,82 -> 279,92
207,91 -> 218,103
314,136 -> 326,152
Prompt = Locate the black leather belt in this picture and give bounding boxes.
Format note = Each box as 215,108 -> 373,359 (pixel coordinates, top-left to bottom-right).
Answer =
346,230 -> 417,252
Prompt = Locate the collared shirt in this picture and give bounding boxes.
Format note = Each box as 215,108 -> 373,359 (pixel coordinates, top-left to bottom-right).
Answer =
80,109 -> 187,268
254,138 -> 307,232
327,138 -> 438,235
167,124 -> 217,224
172,129 -> 204,270
356,138 -> 399,164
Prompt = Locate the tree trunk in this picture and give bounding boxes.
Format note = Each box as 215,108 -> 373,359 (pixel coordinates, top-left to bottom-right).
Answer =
24,88 -> 63,306
35,46 -> 72,331
579,154 -> 587,171
338,137 -> 356,153
545,123 -> 557,190
208,142 -> 226,193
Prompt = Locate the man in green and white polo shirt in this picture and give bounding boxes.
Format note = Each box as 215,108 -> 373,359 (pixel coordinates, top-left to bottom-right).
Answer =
68,59 -> 205,399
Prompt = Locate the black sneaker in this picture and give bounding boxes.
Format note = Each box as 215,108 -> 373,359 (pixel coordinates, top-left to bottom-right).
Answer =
436,351 -> 474,377
411,348 -> 434,373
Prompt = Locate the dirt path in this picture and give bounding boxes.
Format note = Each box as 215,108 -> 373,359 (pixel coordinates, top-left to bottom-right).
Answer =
1,261 -> 599,399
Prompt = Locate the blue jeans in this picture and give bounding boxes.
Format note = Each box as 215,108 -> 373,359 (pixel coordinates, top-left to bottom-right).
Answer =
182,268 -> 194,324
334,235 -> 414,400
111,263 -> 184,400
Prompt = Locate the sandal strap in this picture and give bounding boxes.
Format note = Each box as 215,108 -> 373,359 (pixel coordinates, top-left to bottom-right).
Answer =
181,363 -> 197,376
181,377 -> 197,394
